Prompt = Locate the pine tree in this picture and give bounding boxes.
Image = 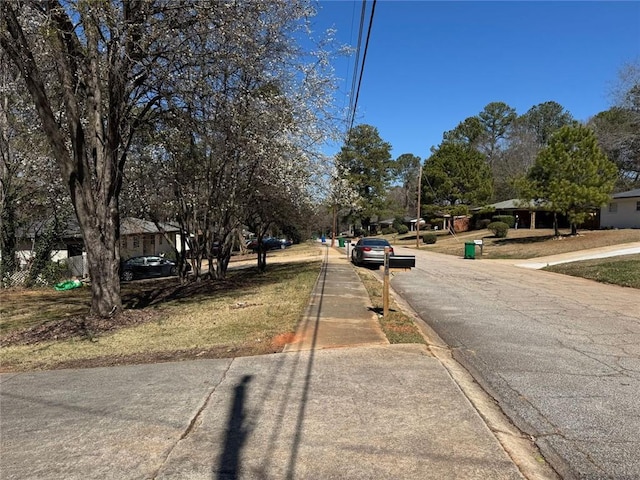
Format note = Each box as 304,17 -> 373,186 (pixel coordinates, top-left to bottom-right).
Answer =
526,125 -> 617,235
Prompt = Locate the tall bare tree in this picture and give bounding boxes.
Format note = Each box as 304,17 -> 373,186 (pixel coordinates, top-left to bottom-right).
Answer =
1,2 -> 194,314
591,59 -> 640,190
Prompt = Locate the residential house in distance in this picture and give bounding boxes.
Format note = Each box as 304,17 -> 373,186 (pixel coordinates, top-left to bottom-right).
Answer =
13,217 -> 186,277
471,199 -> 593,230
600,189 -> 640,229
120,217 -> 186,259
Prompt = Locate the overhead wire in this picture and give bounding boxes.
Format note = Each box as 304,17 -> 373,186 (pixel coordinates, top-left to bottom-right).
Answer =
345,0 -> 377,143
346,1 -> 366,131
349,0 -> 376,134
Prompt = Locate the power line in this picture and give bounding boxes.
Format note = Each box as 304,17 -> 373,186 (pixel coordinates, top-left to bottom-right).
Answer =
350,0 -> 376,133
346,1 -> 366,130
346,0 -> 376,141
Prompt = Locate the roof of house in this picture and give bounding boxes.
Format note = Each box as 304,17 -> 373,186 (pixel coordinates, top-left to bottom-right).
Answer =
612,189 -> 640,199
121,217 -> 180,235
471,199 -> 538,211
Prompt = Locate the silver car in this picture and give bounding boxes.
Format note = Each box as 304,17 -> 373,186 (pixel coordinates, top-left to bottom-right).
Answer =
351,238 -> 394,267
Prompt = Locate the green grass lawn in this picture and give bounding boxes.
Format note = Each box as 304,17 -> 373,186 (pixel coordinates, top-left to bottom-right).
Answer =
543,254 -> 640,289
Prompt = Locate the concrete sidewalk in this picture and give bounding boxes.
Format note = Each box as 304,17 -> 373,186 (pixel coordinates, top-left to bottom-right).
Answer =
1,245 -> 528,479
512,241 -> 640,269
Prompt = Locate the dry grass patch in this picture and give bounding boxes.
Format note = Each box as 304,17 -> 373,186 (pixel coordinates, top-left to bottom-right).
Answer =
396,228 -> 640,259
0,260 -> 321,372
0,288 -> 91,334
355,268 -> 425,344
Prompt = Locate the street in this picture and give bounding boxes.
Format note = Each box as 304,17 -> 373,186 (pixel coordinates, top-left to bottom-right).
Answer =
390,246 -> 640,479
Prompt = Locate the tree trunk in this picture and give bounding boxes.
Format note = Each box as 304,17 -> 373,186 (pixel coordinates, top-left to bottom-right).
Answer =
331,204 -> 337,247
1,4 -> 124,316
257,247 -> 267,272
77,193 -> 122,316
26,219 -> 63,287
362,217 -> 371,235
571,222 -> 577,236
0,183 -> 17,283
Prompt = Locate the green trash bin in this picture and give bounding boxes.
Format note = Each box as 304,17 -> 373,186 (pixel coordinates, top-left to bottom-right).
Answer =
338,237 -> 345,248
464,242 -> 476,259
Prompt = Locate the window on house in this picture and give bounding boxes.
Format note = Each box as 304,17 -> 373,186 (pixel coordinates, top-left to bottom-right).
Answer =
608,203 -> 618,213
158,235 -> 163,245
121,237 -> 127,249
636,201 -> 640,212
133,236 -> 140,248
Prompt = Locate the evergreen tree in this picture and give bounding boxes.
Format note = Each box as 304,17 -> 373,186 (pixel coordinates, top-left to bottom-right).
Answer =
422,143 -> 493,208
336,124 -> 392,232
525,125 -> 617,235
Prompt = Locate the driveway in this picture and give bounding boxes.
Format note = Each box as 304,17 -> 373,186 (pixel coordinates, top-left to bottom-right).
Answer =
390,246 -> 640,479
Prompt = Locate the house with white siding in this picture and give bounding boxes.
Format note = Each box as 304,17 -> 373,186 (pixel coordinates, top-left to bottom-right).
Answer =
600,189 -> 640,229
12,217 -> 187,277
119,217 -> 186,259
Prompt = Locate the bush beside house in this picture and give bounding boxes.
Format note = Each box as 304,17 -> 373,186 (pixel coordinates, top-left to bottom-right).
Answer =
488,222 -> 509,238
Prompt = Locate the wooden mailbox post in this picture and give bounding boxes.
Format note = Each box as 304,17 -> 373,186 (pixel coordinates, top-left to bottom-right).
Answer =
383,248 -> 416,318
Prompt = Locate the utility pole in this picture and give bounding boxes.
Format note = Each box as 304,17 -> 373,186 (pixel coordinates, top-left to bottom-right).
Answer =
331,203 -> 337,247
416,161 -> 422,248
383,247 -> 390,317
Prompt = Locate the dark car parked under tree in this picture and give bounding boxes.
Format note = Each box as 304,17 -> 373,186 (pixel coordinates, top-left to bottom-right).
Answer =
247,237 -> 290,252
120,255 -> 190,281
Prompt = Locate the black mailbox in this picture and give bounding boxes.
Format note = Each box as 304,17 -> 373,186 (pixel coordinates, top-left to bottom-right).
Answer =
388,255 -> 415,269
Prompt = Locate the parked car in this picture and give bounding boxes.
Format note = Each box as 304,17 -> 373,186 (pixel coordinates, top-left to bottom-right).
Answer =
247,237 -> 289,252
120,255 -> 190,281
351,238 -> 394,267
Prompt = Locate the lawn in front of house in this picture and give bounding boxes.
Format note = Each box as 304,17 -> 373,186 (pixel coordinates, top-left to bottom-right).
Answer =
0,245 -> 323,372
390,228 -> 640,259
543,254 -> 640,289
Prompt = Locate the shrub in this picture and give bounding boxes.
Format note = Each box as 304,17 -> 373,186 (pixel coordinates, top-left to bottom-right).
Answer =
397,224 -> 409,234
36,261 -> 70,286
381,227 -> 395,235
487,221 -> 509,238
492,215 -> 515,228
392,217 -> 406,232
476,218 -> 491,230
422,233 -> 437,244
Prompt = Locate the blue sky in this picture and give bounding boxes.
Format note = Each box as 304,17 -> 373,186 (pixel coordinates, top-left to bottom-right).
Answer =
311,1 -> 640,160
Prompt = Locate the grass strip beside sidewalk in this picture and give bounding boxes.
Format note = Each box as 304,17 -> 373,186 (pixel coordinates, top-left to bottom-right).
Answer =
356,268 -> 426,344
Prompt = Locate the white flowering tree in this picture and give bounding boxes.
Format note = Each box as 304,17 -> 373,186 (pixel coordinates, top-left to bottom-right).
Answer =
325,163 -> 361,245
0,51 -> 72,286
123,2 -> 342,278
1,1 -> 202,315
2,0 -> 344,310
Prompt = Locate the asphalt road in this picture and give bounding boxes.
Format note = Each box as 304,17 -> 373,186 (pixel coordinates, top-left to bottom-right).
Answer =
390,246 -> 640,480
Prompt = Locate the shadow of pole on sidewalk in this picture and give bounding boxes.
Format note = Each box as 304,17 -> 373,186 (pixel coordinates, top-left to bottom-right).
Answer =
212,245 -> 329,479
284,245 -> 328,479
216,375 -> 253,480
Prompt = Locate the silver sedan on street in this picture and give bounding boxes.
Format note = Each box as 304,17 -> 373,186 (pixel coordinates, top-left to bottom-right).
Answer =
351,238 -> 394,268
